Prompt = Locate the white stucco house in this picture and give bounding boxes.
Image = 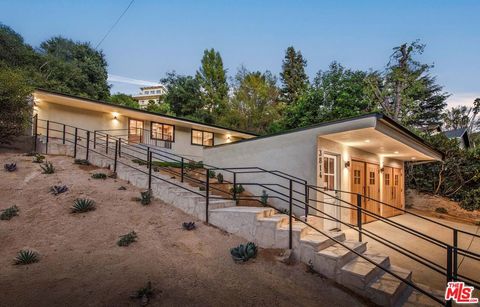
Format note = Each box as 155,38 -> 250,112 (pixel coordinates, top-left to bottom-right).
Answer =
132,84 -> 168,108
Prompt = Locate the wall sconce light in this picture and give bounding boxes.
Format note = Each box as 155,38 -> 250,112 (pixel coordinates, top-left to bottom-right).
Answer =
344,161 -> 350,168
112,112 -> 119,120
380,167 -> 385,173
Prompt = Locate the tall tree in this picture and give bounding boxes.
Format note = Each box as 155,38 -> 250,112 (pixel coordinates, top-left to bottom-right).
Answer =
196,48 -> 229,116
280,46 -> 309,105
109,93 -> 139,108
443,99 -> 480,133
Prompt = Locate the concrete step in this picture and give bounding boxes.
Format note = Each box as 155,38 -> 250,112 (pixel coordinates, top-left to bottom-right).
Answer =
366,264 -> 412,306
198,199 -> 236,210
257,213 -> 289,227
275,221 -> 311,249
299,231 -> 346,263
314,240 -> 367,279
402,283 -> 445,307
340,252 -> 390,291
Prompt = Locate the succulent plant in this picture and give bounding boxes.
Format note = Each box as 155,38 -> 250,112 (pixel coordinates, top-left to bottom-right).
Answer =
117,231 -> 138,246
14,249 -> 39,265
216,172 -> 224,183
50,185 -> 68,195
260,190 -> 269,206
32,154 -> 45,163
74,159 -> 90,165
0,205 -> 19,220
130,281 -> 154,305
182,222 -> 196,231
208,169 -> 216,178
40,161 -> 55,174
199,186 -> 206,191
230,184 -> 245,194
91,173 -> 107,179
71,198 -> 95,213
118,186 -> 127,190
140,190 -> 152,205
230,242 -> 257,262
4,163 -> 17,172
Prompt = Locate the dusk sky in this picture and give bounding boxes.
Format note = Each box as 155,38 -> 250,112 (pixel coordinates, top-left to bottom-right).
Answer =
1,0 -> 479,107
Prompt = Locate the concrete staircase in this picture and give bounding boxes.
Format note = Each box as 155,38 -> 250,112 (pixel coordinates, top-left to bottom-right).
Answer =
37,138 -> 442,306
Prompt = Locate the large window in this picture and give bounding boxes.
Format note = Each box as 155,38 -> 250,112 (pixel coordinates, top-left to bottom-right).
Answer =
191,129 -> 214,146
151,122 -> 174,142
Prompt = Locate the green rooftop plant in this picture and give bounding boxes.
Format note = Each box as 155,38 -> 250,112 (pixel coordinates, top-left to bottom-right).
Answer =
4,163 -> 17,172
230,184 -> 245,194
435,207 -> 448,214
117,231 -> 138,247
74,159 -> 90,165
0,205 -> 19,220
260,190 -> 269,206
40,161 -> 55,174
130,281 -> 154,305
230,242 -> 257,262
14,250 -> 39,265
182,222 -> 196,231
50,185 -> 68,196
140,190 -> 152,205
208,169 -> 216,179
32,154 -> 45,163
216,172 -> 224,183
71,198 -> 95,213
91,173 -> 107,179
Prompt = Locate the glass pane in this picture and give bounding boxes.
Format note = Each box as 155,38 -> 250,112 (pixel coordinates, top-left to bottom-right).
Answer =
192,130 -> 202,145
324,159 -> 328,174
203,132 -> 213,146
163,124 -> 174,141
151,123 -> 161,139
329,158 -> 334,174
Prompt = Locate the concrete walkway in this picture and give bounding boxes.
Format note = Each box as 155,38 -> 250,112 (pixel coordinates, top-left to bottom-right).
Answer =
344,214 -> 480,292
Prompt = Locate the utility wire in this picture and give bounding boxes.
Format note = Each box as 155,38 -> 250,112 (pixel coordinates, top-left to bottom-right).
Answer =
95,0 -> 135,49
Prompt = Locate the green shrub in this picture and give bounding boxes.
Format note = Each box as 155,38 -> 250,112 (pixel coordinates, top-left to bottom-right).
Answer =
230,184 -> 245,194
71,198 -> 95,213
14,250 -> 39,265
40,161 -> 55,174
182,222 -> 196,230
230,242 -> 257,262
50,185 -> 68,195
460,188 -> 480,211
199,186 -> 206,191
25,151 -> 37,157
435,207 -> 448,214
91,173 -> 107,179
132,159 -> 203,169
0,205 -> 19,220
208,170 -> 216,178
140,190 -> 152,205
216,173 -> 224,183
74,159 -> 90,165
4,163 -> 17,172
260,190 -> 269,206
117,231 -> 138,246
130,281 -> 154,304
32,154 -> 45,163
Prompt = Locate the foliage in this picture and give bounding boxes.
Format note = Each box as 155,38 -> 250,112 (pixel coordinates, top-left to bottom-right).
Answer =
71,198 -> 95,213
144,99 -> 174,115
230,184 -> 245,194
14,250 -> 39,265
216,172 -> 224,183
460,188 -> 480,211
74,159 -> 90,165
0,66 -> 33,144
435,207 -> 448,214
208,169 -> 216,178
117,231 -> 138,246
109,93 -> 139,108
130,281 -> 154,305
280,46 -> 309,105
50,185 -> 68,196
4,163 -> 17,172
32,154 -> 45,163
0,205 -> 19,220
40,161 -> 55,174
140,190 -> 152,205
443,99 -> 480,134
230,242 -> 258,262
132,158 -> 203,170
91,173 -> 107,179
182,221 -> 196,231
260,190 -> 269,206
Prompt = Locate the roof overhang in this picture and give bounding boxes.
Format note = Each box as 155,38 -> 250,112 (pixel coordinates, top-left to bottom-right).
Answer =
33,89 -> 257,139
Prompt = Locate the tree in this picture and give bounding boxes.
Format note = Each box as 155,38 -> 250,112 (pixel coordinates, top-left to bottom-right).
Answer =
0,67 -> 33,144
0,24 -> 40,69
196,48 -> 229,116
109,93 -> 139,108
144,99 -> 174,116
280,46 -> 309,105
443,99 -> 480,133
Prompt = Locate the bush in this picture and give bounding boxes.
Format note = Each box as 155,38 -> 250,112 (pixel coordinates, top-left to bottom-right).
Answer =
32,154 -> 45,163
182,222 -> 196,230
260,190 -> 268,206
230,184 -> 245,194
216,173 -> 224,183
14,249 -> 39,265
40,161 -> 55,174
74,159 -> 90,165
50,185 -> 68,195
117,231 -> 138,246
208,170 -> 216,178
140,190 -> 152,205
4,163 -> 17,172
230,242 -> 257,262
0,205 -> 19,220
91,173 -> 107,179
460,188 -> 480,211
71,198 -> 95,213
130,281 -> 154,304
435,207 -> 448,214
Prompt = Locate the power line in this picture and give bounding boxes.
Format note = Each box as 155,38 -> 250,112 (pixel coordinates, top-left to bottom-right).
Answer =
95,0 -> 135,49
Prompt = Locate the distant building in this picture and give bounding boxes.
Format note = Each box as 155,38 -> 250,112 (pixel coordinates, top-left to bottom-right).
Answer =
132,85 -> 167,108
444,128 -> 471,149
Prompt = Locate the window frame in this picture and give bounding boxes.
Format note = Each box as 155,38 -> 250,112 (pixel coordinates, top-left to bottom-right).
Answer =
191,129 -> 214,147
150,122 -> 175,142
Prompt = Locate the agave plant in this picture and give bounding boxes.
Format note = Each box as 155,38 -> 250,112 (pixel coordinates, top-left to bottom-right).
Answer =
50,185 -> 68,196
182,222 -> 196,231
74,159 -> 90,165
118,186 -> 127,191
117,231 -> 138,247
71,198 -> 95,213
130,281 -> 154,305
140,190 -> 152,205
91,173 -> 107,179
260,190 -> 269,206
208,169 -> 216,179
230,242 -> 257,262
4,163 -> 17,172
32,154 -> 45,163
40,161 -> 55,174
230,184 -> 245,194
14,249 -> 39,265
216,172 -> 224,183
0,205 -> 19,220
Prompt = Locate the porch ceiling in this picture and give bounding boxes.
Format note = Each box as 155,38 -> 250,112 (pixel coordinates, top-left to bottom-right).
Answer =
321,127 -> 440,161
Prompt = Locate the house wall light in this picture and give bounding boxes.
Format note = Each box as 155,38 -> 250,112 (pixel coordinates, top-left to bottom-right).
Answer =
344,161 -> 351,168
112,112 -> 119,120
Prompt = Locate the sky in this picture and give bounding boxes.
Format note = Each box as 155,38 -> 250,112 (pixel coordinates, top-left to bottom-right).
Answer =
1,0 -> 479,107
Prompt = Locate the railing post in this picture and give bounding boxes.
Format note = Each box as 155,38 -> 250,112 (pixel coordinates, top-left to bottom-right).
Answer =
93,130 -> 96,149
62,125 -> 66,144
114,140 -> 118,173
357,193 -> 362,242
233,173 -> 237,200
147,147 -> 150,169
289,179 -> 293,249
118,137 -> 122,158
453,229 -> 458,280
181,157 -> 184,183
74,128 -> 78,158
106,134 -> 109,154
206,170 -> 210,224
45,120 -> 49,154
447,245 -> 453,286
148,151 -> 152,191
85,131 -> 90,161
33,114 -> 38,152
304,184 -> 309,220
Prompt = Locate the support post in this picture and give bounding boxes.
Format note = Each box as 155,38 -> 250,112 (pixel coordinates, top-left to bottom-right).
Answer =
114,140 -> 118,173
357,194 -> 362,242
106,134 -> 109,154
289,179 -> 293,249
233,173 -> 237,200
73,128 -> 78,158
45,120 -> 49,154
147,147 -> 150,169
148,151 -> 152,191
33,114 -> 38,152
453,230 -> 458,280
304,184 -> 309,220
93,131 -> 96,149
446,245 -> 453,287
206,170 -> 210,224
62,125 -> 66,144
85,131 -> 90,161
181,157 -> 184,183
118,138 -> 122,158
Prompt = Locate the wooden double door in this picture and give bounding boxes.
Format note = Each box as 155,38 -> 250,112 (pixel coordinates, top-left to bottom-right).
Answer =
350,160 -> 403,225
128,119 -> 144,144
